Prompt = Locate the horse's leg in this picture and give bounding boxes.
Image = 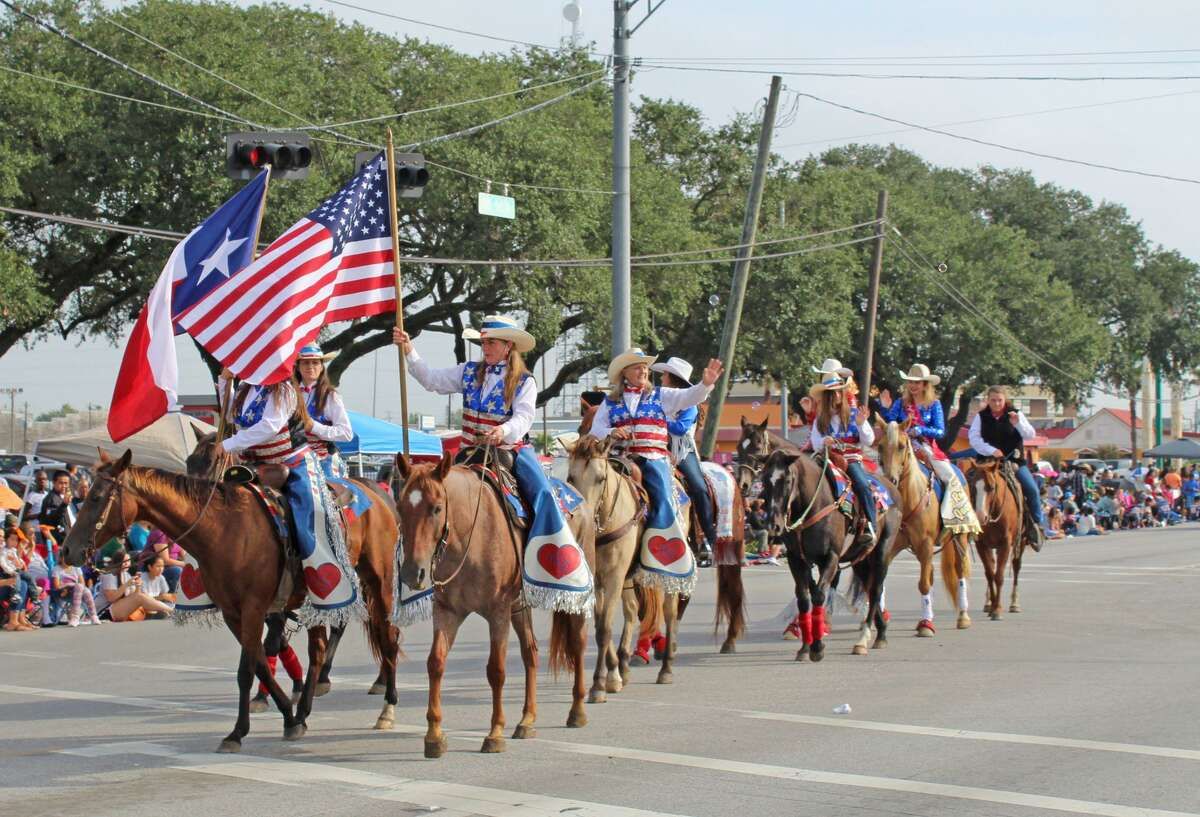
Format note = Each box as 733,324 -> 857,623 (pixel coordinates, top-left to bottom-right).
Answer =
616,580 -> 638,685
916,540 -> 936,637
482,611 -> 510,753
656,591 -> 679,684
810,552 -> 839,662
315,623 -> 345,697
589,580 -> 615,702
1010,547 -> 1024,613
510,605 -> 539,739
251,613 -> 285,713
951,535 -> 972,630
292,625 -> 327,736
568,612 -> 589,728
222,613 -> 297,753
850,561 -> 872,656
425,606 -> 464,759
976,542 -> 998,615
991,540 -> 1010,621
787,549 -> 813,661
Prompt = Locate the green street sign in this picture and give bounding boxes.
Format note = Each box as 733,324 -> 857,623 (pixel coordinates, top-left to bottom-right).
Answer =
477,192 -> 516,220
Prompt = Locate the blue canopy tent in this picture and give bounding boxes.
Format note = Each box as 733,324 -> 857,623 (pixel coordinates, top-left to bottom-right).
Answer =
336,411 -> 445,459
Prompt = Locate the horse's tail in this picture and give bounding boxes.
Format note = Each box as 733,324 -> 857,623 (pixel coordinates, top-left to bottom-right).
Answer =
715,563 -> 746,641
637,584 -> 664,641
940,531 -> 970,611
548,610 -> 587,679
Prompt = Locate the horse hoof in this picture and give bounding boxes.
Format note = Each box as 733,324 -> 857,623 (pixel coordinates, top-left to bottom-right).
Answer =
605,676 -> 623,694
851,644 -> 868,656
567,711 -> 588,729
373,717 -> 394,731
809,645 -> 825,663
368,682 -> 386,695
248,696 -> 269,714
989,610 -> 1002,621
216,739 -> 241,754
588,690 -> 607,704
631,654 -> 649,666
1009,604 -> 1021,613
782,629 -> 800,641
481,736 -> 506,753
512,724 -> 537,739
424,737 -> 448,759
795,644 -> 810,661
916,622 -> 935,637
720,641 -> 736,654
957,613 -> 972,630
314,682 -> 331,698
283,723 -> 307,742
656,672 -> 674,685
872,637 -> 887,650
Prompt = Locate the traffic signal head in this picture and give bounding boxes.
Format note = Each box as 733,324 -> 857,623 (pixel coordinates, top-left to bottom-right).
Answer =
355,151 -> 429,198
226,132 -> 313,180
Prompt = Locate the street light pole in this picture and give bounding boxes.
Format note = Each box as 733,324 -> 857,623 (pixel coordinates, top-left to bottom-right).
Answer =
1,387 -> 22,451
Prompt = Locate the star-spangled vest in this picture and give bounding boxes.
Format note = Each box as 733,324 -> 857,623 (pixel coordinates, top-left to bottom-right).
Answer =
460,364 -> 531,450
302,385 -> 332,460
235,385 -> 309,465
605,386 -> 670,459
819,395 -> 865,463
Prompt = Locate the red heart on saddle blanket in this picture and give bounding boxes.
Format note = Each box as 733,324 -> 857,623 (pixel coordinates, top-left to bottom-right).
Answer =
303,563 -> 342,599
647,535 -> 686,566
179,565 -> 205,599
536,543 -> 581,580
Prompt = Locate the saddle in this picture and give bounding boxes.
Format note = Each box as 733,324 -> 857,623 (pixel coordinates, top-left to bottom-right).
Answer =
224,462 -> 356,510
815,453 -> 892,563
456,445 -> 584,534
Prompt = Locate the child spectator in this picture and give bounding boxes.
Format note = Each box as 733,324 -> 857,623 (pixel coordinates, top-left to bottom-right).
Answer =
141,530 -> 185,592
96,549 -> 174,622
139,555 -> 176,609
1,528 -> 35,630
53,560 -> 99,626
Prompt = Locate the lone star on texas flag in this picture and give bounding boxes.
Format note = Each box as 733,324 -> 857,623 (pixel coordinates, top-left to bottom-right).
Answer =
196,229 -> 249,285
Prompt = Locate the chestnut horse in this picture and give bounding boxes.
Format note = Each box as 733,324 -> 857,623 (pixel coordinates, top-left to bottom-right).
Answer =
760,449 -> 899,659
187,434 -> 402,724
63,451 -> 315,752
875,420 -> 972,633
967,459 -> 1027,619
394,452 -> 596,758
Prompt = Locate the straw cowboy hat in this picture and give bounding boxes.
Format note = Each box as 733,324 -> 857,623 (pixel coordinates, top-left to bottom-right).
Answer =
811,358 -> 854,379
461,314 -> 535,353
608,346 -> 658,385
296,343 -> 336,362
899,363 -> 941,386
650,356 -> 694,386
809,372 -> 849,399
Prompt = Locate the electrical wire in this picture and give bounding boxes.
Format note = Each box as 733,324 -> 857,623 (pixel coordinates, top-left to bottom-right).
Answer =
634,47 -> 1200,62
0,205 -> 185,241
318,0 -> 565,53
648,63 -> 1200,82
423,159 -> 615,195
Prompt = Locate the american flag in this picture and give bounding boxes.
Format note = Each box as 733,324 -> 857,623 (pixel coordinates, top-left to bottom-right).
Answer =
177,152 -> 396,385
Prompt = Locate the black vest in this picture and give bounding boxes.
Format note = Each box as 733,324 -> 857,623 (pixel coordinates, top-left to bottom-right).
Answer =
978,404 -> 1025,458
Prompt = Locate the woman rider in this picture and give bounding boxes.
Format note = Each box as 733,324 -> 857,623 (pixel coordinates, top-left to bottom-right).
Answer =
588,347 -> 723,593
651,356 -> 717,566
294,344 -> 354,481
217,367 -> 360,624
808,370 -> 878,544
879,364 -> 981,535
964,385 -> 1045,551
392,315 -> 592,612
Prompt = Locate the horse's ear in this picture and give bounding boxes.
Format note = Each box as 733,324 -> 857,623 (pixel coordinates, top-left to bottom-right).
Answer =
97,447 -> 112,464
435,452 -> 453,480
600,437 -> 613,455
757,417 -> 769,431
740,415 -> 749,428
394,453 -> 411,481
114,449 -> 133,473
899,418 -> 912,434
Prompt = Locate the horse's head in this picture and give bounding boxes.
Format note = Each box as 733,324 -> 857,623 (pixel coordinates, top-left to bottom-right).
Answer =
966,458 -> 1001,519
759,448 -> 803,537
186,431 -> 235,479
875,417 -> 914,485
737,415 -> 771,462
735,462 -> 759,499
62,449 -> 136,567
566,435 -> 612,496
393,452 -> 453,591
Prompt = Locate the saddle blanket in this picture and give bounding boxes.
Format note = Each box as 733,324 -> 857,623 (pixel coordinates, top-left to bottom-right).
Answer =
830,465 -> 895,517
326,475 -> 374,525
501,476 -> 584,520
699,461 -> 735,543
916,462 -> 968,504
248,482 -> 292,545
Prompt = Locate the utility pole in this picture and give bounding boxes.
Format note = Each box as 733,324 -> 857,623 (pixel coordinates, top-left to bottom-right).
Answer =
779,378 -> 789,438
611,0 -> 668,355
22,402 -> 28,451
542,354 -> 549,452
1,387 -> 21,452
859,190 -> 889,401
699,75 -> 782,458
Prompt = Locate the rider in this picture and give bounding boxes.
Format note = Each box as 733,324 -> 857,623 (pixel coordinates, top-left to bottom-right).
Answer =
964,385 -> 1044,551
879,364 -> 981,534
217,368 -> 359,620
294,344 -> 353,481
392,315 -> 592,612
588,347 -> 723,591
651,356 -> 717,567
808,369 -> 877,544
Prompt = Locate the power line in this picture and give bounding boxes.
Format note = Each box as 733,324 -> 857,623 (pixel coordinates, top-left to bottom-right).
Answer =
789,89 -> 1200,185
0,204 -> 186,241
423,158 -> 616,196
641,59 -> 1200,68
633,47 -> 1200,62
318,0 -> 565,52
649,63 -> 1200,81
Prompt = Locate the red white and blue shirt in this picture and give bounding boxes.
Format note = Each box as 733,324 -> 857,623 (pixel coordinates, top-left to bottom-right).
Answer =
218,377 -> 309,464
591,382 -> 713,461
406,350 -> 536,448
301,384 -> 353,459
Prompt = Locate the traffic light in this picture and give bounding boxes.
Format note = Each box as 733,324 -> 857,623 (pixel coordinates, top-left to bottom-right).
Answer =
226,132 -> 312,180
356,151 -> 429,198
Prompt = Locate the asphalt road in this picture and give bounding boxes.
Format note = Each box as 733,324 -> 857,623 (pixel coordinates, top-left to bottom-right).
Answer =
3,525 -> 1199,817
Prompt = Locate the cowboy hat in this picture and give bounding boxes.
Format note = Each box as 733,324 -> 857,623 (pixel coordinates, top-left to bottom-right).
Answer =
608,347 -> 658,385
899,363 -> 941,386
650,356 -> 694,386
461,314 -> 535,353
811,358 -> 853,378
296,343 -> 336,362
809,373 -> 849,398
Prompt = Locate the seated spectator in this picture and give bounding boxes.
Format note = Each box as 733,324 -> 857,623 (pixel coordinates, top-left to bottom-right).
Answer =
1044,507 -> 1065,540
140,530 -> 184,592
1096,491 -> 1121,530
1,527 -> 36,630
19,532 -> 55,626
139,555 -> 176,615
95,549 -> 174,622
1045,481 -> 1063,507
1076,506 -> 1104,536
52,560 -> 99,627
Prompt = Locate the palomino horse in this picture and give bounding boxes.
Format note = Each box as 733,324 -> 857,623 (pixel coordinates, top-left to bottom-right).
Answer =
394,452 -> 596,758
760,449 -> 899,659
967,458 -> 1027,619
187,434 -> 402,723
64,451 -> 321,752
875,420 -> 972,633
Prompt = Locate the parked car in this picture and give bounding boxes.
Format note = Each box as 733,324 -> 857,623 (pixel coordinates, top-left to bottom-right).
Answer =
0,453 -> 30,473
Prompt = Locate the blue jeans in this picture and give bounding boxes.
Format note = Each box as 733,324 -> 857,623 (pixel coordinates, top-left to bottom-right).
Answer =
162,565 -> 182,593
845,461 -> 877,532
512,445 -> 572,543
955,448 -> 1043,526
677,452 -> 717,547
0,577 -> 29,612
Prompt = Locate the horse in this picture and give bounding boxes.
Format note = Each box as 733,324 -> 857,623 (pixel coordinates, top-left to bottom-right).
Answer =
187,434 -> 402,724
967,458 -> 1028,619
63,450 -> 315,752
759,449 -> 899,659
736,415 -> 801,464
875,420 -> 972,633
393,451 -> 595,758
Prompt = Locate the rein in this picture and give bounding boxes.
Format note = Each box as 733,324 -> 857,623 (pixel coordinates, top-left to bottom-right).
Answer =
786,454 -> 833,532
592,461 -> 643,546
427,446 -> 491,589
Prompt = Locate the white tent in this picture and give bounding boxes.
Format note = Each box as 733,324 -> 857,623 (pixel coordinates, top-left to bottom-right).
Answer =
34,412 -> 216,474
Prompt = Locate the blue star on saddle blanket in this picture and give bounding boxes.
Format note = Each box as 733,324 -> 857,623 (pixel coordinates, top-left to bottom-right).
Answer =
830,467 -> 895,517
501,477 -> 585,520
326,475 -> 375,524
246,483 -> 292,545
916,462 -> 968,504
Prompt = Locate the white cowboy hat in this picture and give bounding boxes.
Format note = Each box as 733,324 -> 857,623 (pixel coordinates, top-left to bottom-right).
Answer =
899,363 -> 941,386
461,314 -> 535,353
809,373 -> 848,398
608,347 -> 658,385
650,356 -> 694,386
296,343 -> 336,362
812,358 -> 853,379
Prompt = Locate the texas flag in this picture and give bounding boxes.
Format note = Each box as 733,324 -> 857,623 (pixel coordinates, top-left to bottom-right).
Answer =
108,170 -> 269,442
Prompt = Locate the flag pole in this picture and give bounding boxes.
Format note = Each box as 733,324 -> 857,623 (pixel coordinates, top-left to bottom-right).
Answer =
385,130 -> 411,456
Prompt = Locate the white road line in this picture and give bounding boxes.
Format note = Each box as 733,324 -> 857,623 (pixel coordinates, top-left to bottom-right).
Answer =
0,683 -> 238,717
1022,563 -> 1196,572
99,660 -> 467,692
0,650 -> 63,659
885,572 -> 1151,586
62,741 -> 693,817
740,713 -> 1200,761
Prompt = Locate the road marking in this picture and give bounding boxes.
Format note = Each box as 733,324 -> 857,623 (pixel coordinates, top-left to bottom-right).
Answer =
739,712 -> 1200,761
885,572 -> 1151,586
99,659 -> 464,692
0,683 -> 239,717
0,650 -> 63,659
62,741 -> 694,817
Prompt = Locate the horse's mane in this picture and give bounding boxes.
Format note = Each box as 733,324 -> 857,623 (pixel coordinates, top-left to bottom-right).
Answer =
571,435 -> 609,460
125,465 -> 237,506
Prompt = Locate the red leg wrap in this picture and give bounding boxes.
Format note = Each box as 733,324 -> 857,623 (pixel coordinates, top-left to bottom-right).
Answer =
258,655 -> 277,696
279,645 -> 304,682
798,611 -> 815,645
812,606 -> 827,641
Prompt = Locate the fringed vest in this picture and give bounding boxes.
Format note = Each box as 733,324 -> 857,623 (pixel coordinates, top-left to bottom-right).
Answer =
460,364 -> 531,450
606,387 -> 670,459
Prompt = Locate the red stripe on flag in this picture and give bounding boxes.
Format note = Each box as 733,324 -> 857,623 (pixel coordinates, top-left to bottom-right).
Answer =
108,305 -> 168,442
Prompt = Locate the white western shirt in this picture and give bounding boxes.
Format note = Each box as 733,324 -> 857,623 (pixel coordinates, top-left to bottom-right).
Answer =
406,350 -> 535,445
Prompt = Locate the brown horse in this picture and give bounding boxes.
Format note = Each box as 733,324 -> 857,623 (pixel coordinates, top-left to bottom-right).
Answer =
875,420 -> 972,633
63,451 -> 314,752
736,415 -> 801,463
187,434 -> 403,727
394,452 -> 595,758
967,459 -> 1027,619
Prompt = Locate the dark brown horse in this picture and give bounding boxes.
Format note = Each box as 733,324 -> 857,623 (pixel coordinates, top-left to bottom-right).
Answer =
63,451 -> 313,752
967,459 -> 1028,619
759,449 -> 899,660
736,415 -> 801,463
394,452 -> 596,758
187,434 -> 403,727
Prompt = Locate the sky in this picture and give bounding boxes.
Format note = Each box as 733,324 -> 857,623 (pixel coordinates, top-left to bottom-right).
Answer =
3,0 -> 1199,428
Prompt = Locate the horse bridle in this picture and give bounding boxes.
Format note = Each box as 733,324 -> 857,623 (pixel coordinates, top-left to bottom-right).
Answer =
84,468 -> 219,565
400,446 -> 490,590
